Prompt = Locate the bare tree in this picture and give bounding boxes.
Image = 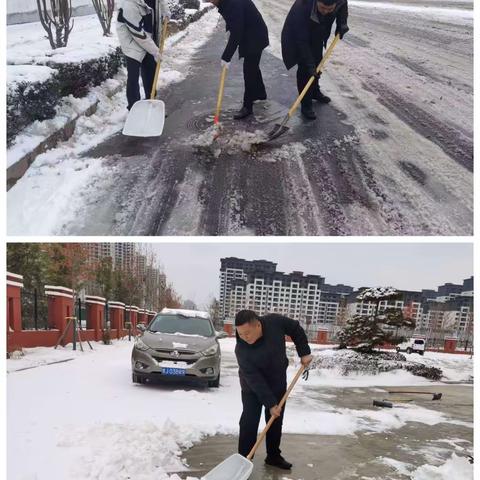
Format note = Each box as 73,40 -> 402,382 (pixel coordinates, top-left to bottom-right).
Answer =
37,0 -> 74,49
92,0 -> 115,36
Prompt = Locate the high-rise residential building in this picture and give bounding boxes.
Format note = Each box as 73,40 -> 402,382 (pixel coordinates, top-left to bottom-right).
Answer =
220,258 -> 473,345
86,242 -> 136,270
219,258 -> 353,332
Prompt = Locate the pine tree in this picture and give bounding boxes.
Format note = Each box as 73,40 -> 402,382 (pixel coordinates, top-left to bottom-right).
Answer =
338,287 -> 415,352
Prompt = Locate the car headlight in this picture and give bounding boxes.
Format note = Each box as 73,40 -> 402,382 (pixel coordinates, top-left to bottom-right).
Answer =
201,344 -> 219,356
134,338 -> 151,351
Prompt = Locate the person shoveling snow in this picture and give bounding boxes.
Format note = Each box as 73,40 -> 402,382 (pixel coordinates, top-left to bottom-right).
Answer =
233,309 -> 312,470
281,0 -> 349,120
205,0 -> 270,120
117,0 -> 170,111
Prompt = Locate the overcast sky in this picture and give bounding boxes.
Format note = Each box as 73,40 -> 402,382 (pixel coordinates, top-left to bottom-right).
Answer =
150,243 -> 473,308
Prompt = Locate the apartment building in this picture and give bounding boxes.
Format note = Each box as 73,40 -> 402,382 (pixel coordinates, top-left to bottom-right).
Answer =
219,258 -> 353,331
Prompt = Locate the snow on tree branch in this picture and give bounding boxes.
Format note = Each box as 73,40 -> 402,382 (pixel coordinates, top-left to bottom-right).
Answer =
356,286 -> 400,301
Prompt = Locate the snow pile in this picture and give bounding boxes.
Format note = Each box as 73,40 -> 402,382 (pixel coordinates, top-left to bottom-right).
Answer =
222,129 -> 268,153
408,351 -> 473,384
190,127 -> 268,157
412,453 -> 473,479
303,346 -> 473,384
310,348 -> 407,375
62,420 -> 203,480
307,348 -> 443,380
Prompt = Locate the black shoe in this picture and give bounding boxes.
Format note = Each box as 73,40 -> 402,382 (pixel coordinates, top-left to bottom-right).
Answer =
234,106 -> 253,120
301,104 -> 316,120
265,455 -> 292,470
312,90 -> 331,103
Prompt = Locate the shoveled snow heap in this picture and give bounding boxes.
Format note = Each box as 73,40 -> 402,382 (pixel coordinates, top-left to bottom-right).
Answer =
190,126 -> 268,157
412,453 -> 472,479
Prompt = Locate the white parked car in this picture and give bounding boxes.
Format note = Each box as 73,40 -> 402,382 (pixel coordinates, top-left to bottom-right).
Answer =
396,338 -> 426,355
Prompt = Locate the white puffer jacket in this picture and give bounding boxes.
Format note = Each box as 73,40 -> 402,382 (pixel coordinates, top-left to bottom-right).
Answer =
116,0 -> 171,62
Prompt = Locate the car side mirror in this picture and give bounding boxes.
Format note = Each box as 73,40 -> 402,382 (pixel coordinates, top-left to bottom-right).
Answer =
137,323 -> 146,332
216,331 -> 228,339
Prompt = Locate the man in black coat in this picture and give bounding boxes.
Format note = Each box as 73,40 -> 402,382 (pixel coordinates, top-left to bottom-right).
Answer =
234,309 -> 312,470
281,0 -> 349,120
207,0 -> 269,119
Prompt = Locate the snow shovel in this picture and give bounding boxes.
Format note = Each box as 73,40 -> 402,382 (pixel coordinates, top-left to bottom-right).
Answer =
122,19 -> 169,137
265,34 -> 340,142
201,365 -> 305,480
212,64 -> 228,141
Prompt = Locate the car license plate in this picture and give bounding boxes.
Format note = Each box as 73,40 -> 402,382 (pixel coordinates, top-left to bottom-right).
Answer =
162,367 -> 186,376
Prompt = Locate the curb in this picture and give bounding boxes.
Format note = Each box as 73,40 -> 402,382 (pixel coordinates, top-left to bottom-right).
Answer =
7,82 -> 123,191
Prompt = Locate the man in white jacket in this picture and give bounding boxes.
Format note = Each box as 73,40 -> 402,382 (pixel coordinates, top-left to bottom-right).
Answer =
117,0 -> 171,110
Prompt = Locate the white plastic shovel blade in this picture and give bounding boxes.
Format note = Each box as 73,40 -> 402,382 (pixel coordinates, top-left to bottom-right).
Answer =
201,453 -> 253,480
122,99 -> 165,137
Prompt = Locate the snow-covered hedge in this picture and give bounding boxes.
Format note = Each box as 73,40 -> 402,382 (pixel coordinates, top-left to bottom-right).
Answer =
309,348 -> 443,380
7,50 -> 124,146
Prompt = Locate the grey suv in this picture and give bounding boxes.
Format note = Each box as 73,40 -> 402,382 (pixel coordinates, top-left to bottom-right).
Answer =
131,309 -> 226,387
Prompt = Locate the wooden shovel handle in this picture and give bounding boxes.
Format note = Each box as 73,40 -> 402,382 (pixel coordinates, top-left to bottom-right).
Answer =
150,19 -> 169,100
246,365 -> 305,460
214,65 -> 228,124
287,34 -> 340,118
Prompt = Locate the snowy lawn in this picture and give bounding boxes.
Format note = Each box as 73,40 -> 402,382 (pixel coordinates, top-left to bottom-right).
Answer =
7,338 -> 473,479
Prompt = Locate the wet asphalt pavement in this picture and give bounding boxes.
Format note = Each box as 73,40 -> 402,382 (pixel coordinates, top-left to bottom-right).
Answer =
83,21 -> 366,236
74,3 -> 472,236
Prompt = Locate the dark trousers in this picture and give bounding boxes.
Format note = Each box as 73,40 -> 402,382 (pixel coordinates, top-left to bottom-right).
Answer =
238,389 -> 286,458
125,54 -> 157,110
243,51 -> 267,108
296,51 -> 323,107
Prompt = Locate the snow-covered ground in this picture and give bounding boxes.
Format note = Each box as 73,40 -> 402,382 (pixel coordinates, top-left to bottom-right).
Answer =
7,338 -> 473,479
7,14 -> 119,66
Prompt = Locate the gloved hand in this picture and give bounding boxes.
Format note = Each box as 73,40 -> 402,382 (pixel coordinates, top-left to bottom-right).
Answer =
154,51 -> 163,63
336,23 -> 349,39
221,59 -> 230,69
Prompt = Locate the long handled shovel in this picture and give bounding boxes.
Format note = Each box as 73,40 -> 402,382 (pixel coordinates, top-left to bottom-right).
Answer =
212,64 -> 228,141
266,34 -> 340,142
122,19 -> 169,137
202,365 -> 306,480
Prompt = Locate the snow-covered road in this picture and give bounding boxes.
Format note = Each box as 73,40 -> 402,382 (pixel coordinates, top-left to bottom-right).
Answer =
7,1 -> 473,235
7,339 -> 473,479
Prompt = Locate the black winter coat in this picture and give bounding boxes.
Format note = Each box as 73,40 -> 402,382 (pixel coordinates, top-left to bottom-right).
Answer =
235,314 -> 311,409
281,0 -> 348,70
218,0 -> 269,62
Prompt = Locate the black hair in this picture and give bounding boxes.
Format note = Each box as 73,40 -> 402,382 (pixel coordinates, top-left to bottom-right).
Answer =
235,310 -> 259,326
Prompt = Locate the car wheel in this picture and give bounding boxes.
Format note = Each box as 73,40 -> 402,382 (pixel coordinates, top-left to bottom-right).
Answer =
396,347 -> 400,353
406,348 -> 412,354
419,351 -> 424,356
208,372 -> 220,388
